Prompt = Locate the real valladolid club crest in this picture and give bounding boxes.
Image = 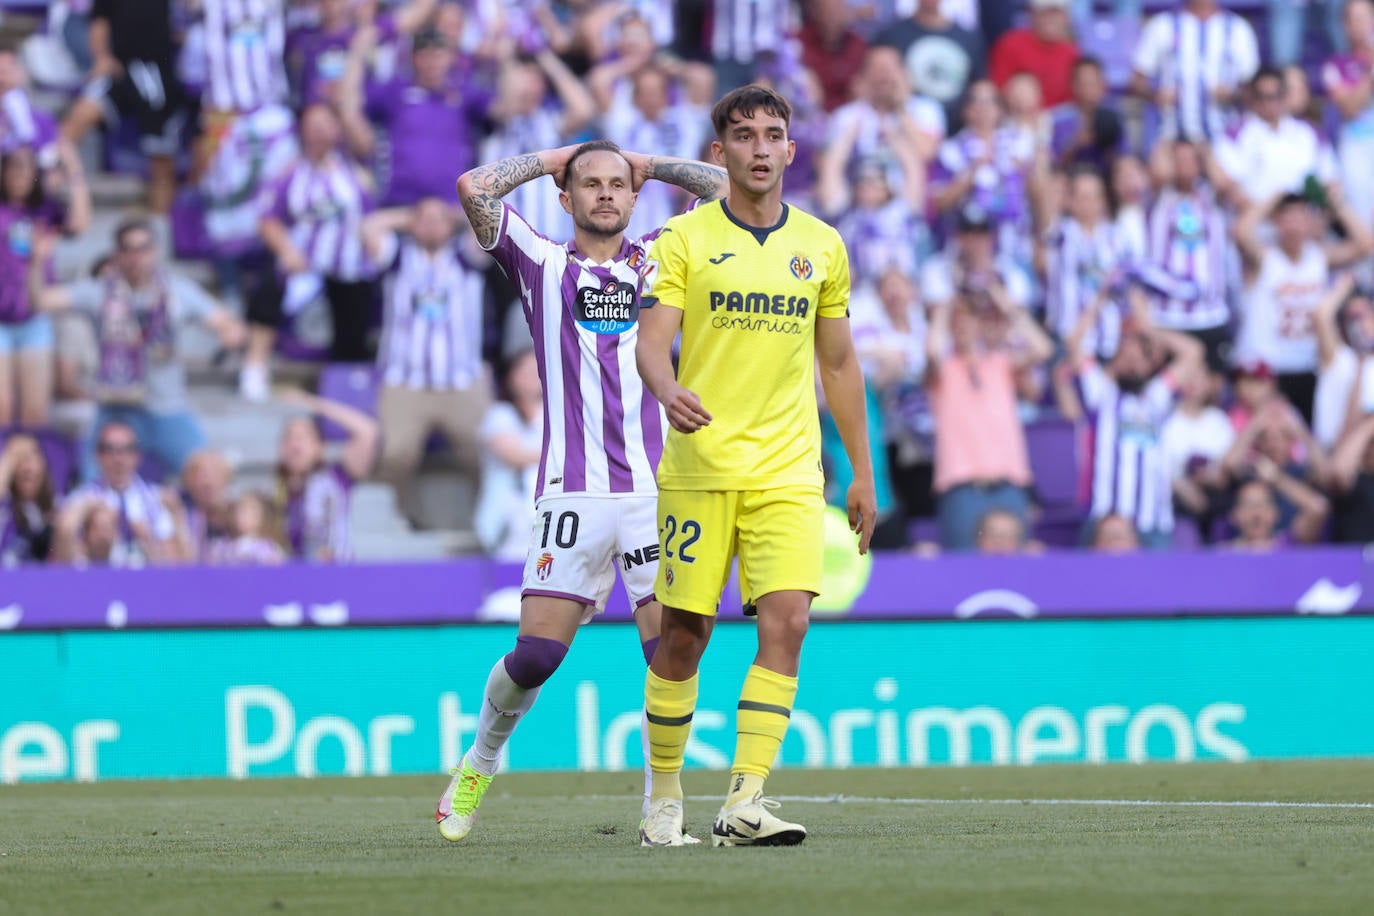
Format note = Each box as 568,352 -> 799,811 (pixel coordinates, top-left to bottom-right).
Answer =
535,552 -> 554,581
789,254 -> 813,281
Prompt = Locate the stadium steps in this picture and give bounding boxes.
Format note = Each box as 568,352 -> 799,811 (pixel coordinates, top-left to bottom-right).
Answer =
186,385 -> 481,560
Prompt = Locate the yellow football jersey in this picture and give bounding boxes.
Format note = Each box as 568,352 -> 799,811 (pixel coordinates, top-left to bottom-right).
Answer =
643,199 -> 851,490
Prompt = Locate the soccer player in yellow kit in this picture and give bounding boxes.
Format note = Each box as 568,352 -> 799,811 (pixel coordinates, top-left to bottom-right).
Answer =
635,86 -> 877,847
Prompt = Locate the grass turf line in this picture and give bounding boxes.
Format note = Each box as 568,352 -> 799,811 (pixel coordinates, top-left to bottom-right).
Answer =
3,760 -> 1373,916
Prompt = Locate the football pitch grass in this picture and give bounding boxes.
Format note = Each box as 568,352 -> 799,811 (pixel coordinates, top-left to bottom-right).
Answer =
4,761 -> 1373,916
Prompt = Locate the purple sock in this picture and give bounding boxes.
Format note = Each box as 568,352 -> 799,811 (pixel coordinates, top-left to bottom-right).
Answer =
502,635 -> 569,689
640,636 -> 660,666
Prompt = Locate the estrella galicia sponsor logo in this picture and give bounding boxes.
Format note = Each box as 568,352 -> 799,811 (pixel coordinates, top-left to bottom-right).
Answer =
789,254 -> 813,281
576,280 -> 638,335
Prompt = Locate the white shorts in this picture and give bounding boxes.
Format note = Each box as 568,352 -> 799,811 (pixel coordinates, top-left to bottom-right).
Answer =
520,494 -> 659,621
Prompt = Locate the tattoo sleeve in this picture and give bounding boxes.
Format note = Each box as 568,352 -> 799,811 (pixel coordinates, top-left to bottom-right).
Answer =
645,157 -> 729,202
457,153 -> 548,249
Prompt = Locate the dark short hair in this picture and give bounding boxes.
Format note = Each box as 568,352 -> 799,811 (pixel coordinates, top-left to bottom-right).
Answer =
1251,64 -> 1286,90
1274,191 -> 1310,213
114,215 -> 155,251
563,139 -> 626,187
711,86 -> 792,138
1065,163 -> 1104,187
1073,55 -> 1104,76
0,148 -> 44,212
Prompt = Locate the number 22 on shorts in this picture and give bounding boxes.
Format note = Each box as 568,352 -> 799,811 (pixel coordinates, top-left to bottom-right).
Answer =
662,515 -> 700,563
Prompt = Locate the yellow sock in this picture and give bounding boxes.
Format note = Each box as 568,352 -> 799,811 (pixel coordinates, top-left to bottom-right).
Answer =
645,669 -> 698,801
727,665 -> 798,805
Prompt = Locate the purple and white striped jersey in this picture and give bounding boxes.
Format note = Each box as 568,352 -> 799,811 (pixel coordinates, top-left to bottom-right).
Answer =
1046,217 -> 1128,356
1132,9 -> 1259,142
710,0 -> 796,65
484,204 -> 667,499
283,464 -> 353,562
199,102 -> 297,254
206,535 -> 286,566
1143,187 -> 1232,332
1077,363 -> 1179,534
202,0 -> 289,113
377,235 -> 486,391
0,88 -> 58,156
268,152 -> 375,281
834,199 -> 920,288
67,476 -> 176,564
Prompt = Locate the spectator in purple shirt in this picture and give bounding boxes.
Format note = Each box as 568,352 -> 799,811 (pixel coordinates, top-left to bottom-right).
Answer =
206,491 -> 287,566
0,48 -> 59,158
339,24 -> 489,208
0,434 -> 56,566
932,80 -> 1038,262
57,421 -> 191,565
273,388 -> 378,563
178,448 -> 233,562
1226,479 -> 1292,551
1220,398 -> 1331,544
361,196 -> 489,528
0,143 -> 90,427
244,102 -> 377,400
1324,0 -> 1374,232
1048,57 -> 1126,177
287,0 -> 435,107
30,218 -> 246,481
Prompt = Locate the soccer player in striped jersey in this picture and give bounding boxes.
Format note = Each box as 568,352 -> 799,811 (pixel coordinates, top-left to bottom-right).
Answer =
435,141 -> 728,844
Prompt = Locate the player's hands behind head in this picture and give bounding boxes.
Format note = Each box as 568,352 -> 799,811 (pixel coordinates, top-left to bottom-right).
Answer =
661,383 -> 712,434
546,145 -> 587,190
620,150 -> 654,192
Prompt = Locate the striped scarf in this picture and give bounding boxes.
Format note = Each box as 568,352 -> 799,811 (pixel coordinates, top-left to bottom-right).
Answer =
93,272 -> 173,404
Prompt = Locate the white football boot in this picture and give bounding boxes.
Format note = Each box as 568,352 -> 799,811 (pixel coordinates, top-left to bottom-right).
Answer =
639,798 -> 697,847
710,792 -> 807,847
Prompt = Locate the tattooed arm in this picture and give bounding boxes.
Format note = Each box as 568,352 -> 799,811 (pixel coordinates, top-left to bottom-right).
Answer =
623,153 -> 730,202
455,146 -> 580,249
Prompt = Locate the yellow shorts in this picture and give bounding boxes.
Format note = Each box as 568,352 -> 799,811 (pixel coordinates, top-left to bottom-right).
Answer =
654,486 -> 825,617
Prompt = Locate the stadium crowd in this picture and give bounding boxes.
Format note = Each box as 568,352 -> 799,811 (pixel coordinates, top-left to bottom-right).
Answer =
4,0 -> 1374,567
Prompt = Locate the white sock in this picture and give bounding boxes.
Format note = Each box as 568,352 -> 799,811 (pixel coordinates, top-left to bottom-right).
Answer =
466,659 -> 538,777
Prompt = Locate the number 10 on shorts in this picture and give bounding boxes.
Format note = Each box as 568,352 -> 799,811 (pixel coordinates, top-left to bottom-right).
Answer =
540,510 -> 580,549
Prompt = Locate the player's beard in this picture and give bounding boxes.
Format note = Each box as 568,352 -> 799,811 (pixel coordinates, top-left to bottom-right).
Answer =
573,208 -> 631,239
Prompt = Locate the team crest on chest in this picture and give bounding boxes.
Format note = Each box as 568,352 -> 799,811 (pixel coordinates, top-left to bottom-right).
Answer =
789,254 -> 814,281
